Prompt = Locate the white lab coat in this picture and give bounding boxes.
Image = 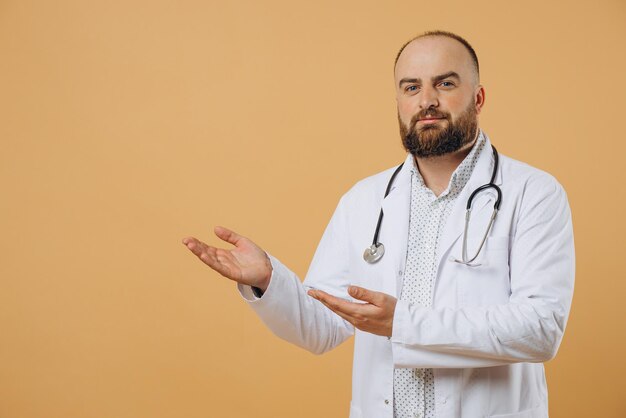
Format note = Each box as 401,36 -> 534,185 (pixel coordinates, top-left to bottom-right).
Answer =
239,132 -> 575,418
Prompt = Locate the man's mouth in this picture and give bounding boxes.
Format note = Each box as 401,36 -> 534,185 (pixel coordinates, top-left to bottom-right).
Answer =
418,117 -> 445,124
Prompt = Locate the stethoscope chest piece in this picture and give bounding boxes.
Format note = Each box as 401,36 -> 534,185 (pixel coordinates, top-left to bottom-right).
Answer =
363,243 -> 385,264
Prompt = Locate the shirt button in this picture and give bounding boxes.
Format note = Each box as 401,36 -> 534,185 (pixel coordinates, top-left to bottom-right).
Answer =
414,411 -> 423,418
398,270 -> 403,276
384,399 -> 390,405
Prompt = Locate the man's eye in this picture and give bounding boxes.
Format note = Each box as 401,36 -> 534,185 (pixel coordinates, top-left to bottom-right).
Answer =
405,85 -> 418,92
439,81 -> 454,87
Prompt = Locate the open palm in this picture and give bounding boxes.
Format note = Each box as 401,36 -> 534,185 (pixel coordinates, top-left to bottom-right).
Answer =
182,226 -> 272,290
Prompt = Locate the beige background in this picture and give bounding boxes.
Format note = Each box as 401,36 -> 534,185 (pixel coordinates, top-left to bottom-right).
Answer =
1,0 -> 625,417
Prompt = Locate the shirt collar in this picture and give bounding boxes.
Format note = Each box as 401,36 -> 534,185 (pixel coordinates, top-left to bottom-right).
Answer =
408,129 -> 487,197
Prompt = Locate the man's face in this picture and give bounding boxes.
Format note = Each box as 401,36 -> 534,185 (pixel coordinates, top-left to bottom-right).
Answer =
394,36 -> 484,158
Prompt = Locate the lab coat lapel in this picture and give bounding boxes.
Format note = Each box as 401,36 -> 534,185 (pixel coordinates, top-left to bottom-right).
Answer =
435,136 -> 503,268
379,157 -> 412,298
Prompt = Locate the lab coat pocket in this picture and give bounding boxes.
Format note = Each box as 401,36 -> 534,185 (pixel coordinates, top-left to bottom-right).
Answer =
455,236 -> 511,307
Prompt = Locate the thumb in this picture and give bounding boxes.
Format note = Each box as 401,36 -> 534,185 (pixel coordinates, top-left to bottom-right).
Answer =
348,285 -> 380,305
214,226 -> 244,246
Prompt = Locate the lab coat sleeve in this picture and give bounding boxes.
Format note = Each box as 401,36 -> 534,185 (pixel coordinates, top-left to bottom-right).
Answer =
237,195 -> 355,355
390,175 -> 575,368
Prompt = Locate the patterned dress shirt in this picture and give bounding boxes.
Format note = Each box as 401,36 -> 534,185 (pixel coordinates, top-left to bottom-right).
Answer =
393,131 -> 486,418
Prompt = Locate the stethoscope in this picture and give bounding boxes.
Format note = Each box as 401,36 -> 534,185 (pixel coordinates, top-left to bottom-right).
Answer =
363,146 -> 502,267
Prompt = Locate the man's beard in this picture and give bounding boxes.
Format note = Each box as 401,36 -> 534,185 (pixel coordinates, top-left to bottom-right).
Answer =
399,103 -> 478,158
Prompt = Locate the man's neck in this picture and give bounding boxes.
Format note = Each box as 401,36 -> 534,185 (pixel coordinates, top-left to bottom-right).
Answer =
414,132 -> 479,197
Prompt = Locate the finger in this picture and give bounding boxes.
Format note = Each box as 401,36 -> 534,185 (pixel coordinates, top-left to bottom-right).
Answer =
182,237 -> 208,255
214,226 -> 244,246
184,239 -> 225,269
320,300 -> 357,326
182,236 -> 202,246
309,290 -> 361,316
199,247 -> 240,279
188,240 -> 217,263
348,285 -> 384,306
311,295 -> 357,323
184,237 -> 235,263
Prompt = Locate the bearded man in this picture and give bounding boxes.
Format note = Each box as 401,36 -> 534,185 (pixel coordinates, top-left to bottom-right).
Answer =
183,30 -> 575,418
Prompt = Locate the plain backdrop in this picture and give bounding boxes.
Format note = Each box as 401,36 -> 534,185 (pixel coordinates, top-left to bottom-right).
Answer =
1,0 -> 625,417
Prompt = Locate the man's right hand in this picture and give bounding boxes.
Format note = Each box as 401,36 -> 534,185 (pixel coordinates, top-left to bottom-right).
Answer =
182,226 -> 273,291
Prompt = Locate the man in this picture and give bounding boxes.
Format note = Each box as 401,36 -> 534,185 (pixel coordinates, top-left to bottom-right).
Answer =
182,31 -> 575,418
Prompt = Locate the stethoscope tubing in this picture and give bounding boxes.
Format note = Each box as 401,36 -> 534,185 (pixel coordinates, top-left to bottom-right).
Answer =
364,146 -> 502,265
371,163 -> 404,247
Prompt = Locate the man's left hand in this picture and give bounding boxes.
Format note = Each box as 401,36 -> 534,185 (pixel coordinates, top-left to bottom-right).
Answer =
308,286 -> 397,337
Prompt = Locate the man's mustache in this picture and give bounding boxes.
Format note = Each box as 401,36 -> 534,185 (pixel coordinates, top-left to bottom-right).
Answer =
409,110 -> 450,128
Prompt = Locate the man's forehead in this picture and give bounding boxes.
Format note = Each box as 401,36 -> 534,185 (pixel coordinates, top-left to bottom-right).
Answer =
394,36 -> 475,81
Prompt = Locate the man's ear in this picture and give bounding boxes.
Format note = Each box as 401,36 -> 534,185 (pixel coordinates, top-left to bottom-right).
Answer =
475,85 -> 486,115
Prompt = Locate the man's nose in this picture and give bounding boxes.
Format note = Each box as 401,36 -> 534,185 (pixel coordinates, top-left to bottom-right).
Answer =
419,85 -> 439,109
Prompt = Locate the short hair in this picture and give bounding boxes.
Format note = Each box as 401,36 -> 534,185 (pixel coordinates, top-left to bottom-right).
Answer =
394,30 -> 480,79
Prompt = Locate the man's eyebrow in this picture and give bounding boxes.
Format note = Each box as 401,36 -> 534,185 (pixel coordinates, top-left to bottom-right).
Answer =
432,71 -> 461,83
398,77 -> 419,88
